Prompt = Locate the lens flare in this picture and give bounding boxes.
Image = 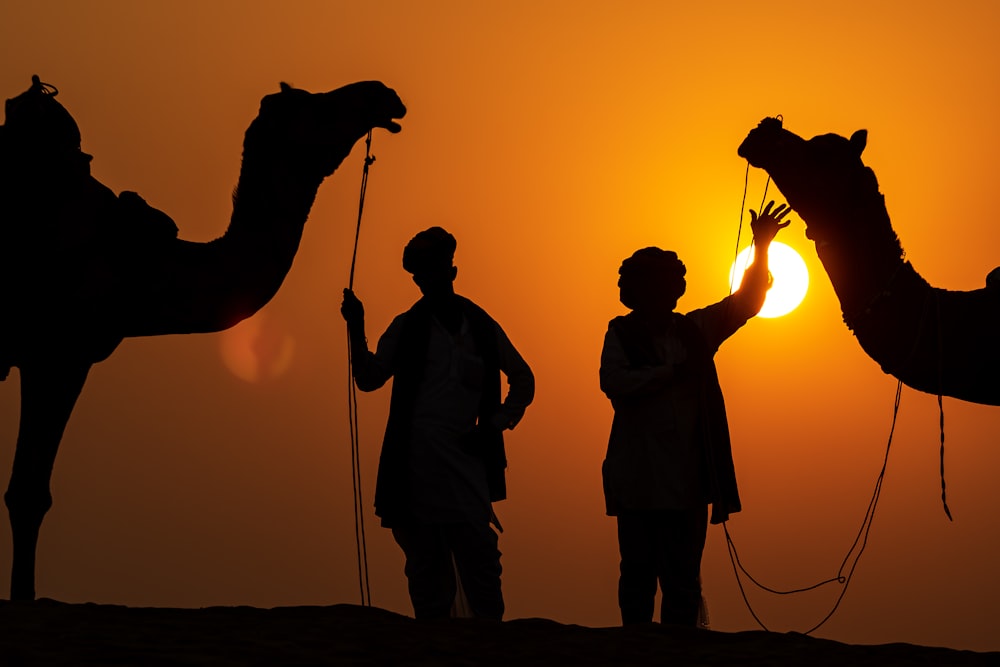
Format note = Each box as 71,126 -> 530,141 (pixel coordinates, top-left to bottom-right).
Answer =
219,313 -> 296,383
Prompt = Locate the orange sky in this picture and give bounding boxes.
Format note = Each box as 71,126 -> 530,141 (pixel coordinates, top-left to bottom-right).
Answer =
3,0 -> 1000,653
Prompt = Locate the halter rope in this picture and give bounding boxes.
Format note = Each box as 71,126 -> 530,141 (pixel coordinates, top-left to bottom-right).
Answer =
721,152 -> 902,634
346,130 -> 376,606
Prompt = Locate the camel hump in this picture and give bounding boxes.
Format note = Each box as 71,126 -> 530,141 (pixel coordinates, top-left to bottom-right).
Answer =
3,75 -> 81,156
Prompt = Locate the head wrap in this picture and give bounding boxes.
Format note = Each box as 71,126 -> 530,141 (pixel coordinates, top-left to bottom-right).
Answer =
402,226 -> 456,275
618,247 -> 686,310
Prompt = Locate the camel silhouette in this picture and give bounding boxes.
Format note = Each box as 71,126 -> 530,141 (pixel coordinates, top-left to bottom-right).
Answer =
738,117 -> 1000,406
0,76 -> 405,600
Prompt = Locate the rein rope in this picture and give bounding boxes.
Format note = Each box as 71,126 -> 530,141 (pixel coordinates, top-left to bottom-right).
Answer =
723,379 -> 902,634
721,159 -> 903,635
836,227 -> 952,523
346,130 -> 376,606
349,131 -> 376,290
934,292 -> 953,521
727,164 -> 772,295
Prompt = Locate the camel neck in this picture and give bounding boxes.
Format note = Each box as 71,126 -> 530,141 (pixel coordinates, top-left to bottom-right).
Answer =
813,195 -> 906,325
229,156 -> 321,231
121,150 -> 324,338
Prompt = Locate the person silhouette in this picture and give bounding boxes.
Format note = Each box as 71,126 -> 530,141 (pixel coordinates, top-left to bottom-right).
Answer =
599,202 -> 790,626
341,226 -> 534,620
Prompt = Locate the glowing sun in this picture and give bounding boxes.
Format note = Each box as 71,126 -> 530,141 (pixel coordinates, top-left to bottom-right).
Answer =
729,241 -> 809,318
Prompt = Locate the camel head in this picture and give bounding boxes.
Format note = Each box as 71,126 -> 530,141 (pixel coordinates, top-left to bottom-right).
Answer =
737,117 -> 887,248
244,81 -> 406,179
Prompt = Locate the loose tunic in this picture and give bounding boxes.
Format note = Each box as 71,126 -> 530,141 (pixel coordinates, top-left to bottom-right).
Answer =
600,286 -> 766,524
352,296 -> 534,526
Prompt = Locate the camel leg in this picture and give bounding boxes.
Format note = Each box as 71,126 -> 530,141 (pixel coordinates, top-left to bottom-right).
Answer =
4,360 -> 92,601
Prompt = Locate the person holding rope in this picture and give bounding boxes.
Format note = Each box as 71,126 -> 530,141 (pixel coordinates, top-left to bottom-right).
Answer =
341,226 -> 534,621
599,202 -> 790,626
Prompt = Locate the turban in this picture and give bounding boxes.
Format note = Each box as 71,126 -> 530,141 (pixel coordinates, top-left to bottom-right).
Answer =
618,247 -> 686,310
402,226 -> 457,275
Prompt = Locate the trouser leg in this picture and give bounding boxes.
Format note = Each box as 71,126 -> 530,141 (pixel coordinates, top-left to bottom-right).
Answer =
447,521 -> 504,620
391,522 -> 456,620
656,508 -> 708,626
616,512 -> 658,624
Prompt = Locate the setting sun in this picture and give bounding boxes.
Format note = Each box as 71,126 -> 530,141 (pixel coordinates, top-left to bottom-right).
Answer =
729,241 -> 809,318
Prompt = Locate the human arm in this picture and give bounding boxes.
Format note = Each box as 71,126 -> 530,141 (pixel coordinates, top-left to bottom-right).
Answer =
728,200 -> 791,319
598,326 -> 675,400
490,326 -> 535,430
340,288 -> 394,391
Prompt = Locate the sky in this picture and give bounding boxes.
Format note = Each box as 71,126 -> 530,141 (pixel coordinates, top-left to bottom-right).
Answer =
3,0 -> 1000,653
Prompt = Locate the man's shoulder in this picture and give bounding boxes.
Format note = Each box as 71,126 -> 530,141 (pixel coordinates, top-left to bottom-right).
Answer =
607,313 -> 632,328
381,306 -> 420,338
678,305 -> 711,326
388,308 -> 415,326
683,297 -> 741,330
456,295 -> 499,326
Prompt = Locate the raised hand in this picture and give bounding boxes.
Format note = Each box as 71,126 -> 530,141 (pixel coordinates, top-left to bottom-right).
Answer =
749,200 -> 792,247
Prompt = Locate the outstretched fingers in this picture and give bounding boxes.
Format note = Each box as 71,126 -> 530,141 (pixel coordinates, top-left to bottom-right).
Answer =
749,200 -> 793,243
751,200 -> 790,221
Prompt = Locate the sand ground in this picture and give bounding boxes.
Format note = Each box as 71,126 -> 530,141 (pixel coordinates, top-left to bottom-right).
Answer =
0,600 -> 996,666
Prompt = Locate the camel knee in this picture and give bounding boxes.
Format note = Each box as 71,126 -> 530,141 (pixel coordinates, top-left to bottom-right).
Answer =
4,486 -> 52,527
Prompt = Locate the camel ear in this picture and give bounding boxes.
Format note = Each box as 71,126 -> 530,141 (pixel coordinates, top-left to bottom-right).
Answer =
279,82 -> 293,93
849,129 -> 868,155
